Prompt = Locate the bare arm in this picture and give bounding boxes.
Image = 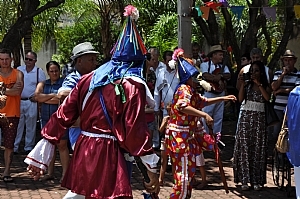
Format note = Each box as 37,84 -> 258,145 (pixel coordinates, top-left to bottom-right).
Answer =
271,75 -> 284,91
57,90 -> 71,102
5,70 -> 24,96
206,95 -> 236,106
0,95 -> 7,109
259,85 -> 271,101
238,82 -> 245,102
179,106 -> 213,128
236,68 -> 244,91
34,82 -> 58,104
252,77 -> 271,101
203,72 -> 231,83
158,116 -> 169,133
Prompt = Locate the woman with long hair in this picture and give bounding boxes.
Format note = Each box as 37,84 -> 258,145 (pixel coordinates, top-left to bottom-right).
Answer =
233,61 -> 271,191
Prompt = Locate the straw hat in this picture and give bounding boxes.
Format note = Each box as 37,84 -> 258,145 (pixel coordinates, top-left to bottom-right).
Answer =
281,50 -> 297,59
70,42 -> 99,60
207,45 -> 226,57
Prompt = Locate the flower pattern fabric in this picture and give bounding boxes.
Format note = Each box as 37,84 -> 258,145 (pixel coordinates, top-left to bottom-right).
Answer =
165,84 -> 208,199
166,84 -> 207,155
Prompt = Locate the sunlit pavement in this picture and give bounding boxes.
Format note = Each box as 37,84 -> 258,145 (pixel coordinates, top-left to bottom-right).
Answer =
0,121 -> 295,199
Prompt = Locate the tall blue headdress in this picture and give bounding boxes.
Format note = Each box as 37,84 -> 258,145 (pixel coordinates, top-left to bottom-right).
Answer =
89,5 -> 147,103
169,48 -> 199,90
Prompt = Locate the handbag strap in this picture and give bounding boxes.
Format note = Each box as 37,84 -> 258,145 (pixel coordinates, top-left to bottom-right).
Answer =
99,88 -> 113,129
281,108 -> 287,129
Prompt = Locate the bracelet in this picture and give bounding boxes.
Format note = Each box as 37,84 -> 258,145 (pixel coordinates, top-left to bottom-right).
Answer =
258,84 -> 262,87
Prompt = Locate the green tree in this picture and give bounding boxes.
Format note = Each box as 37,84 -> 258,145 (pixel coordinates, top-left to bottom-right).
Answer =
50,0 -> 124,63
0,0 -> 65,67
129,0 -> 204,54
193,0 -> 296,69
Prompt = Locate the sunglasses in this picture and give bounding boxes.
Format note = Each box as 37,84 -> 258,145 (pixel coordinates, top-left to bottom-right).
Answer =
25,57 -> 36,61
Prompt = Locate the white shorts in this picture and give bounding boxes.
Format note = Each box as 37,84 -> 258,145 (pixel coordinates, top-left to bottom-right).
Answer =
196,153 -> 205,167
160,138 -> 165,151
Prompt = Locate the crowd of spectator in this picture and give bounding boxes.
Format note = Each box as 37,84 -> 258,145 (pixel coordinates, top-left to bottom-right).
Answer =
0,41 -> 300,198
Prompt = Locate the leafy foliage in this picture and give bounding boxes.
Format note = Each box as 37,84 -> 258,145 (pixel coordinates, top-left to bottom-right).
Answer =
146,13 -> 178,53
0,0 -> 19,40
52,15 -> 102,64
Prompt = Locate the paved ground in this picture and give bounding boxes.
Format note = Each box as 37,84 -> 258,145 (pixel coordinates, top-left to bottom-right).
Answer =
0,120 -> 296,199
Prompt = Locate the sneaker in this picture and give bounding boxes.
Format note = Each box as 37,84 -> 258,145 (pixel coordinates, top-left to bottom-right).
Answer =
241,184 -> 250,191
253,184 -> 262,191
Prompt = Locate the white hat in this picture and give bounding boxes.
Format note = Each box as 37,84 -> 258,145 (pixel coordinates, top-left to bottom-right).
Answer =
70,42 -> 99,60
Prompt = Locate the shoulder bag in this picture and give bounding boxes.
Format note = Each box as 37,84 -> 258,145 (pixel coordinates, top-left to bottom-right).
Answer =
275,109 -> 289,153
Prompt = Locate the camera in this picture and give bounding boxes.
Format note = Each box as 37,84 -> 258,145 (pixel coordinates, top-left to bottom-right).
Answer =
243,72 -> 252,83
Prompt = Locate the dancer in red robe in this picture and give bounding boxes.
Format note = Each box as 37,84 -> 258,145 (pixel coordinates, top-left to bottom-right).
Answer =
24,5 -> 159,199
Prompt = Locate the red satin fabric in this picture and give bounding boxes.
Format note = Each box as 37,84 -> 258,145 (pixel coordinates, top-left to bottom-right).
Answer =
41,73 -> 153,198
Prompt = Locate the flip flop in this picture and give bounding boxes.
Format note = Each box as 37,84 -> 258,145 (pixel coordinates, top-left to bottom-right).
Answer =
39,174 -> 54,182
3,176 -> 13,183
192,180 -> 202,188
195,182 -> 208,190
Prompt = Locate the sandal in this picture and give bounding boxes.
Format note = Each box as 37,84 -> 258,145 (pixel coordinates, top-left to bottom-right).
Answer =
195,182 -> 208,190
39,174 -> 54,182
192,180 -> 201,188
159,180 -> 164,187
3,176 -> 13,183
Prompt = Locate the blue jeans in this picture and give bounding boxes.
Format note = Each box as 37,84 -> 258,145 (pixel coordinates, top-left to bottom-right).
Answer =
148,121 -> 159,148
202,91 -> 225,134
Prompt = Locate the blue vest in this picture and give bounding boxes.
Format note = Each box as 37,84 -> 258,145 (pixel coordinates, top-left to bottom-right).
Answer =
40,78 -> 64,127
287,86 -> 300,167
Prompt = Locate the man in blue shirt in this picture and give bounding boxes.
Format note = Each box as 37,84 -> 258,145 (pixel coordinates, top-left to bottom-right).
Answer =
58,42 -> 99,149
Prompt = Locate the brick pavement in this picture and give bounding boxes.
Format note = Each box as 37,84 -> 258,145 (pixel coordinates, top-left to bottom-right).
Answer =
0,121 -> 296,199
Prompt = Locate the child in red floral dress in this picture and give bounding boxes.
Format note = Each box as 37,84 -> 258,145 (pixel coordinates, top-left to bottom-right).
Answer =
165,49 -> 236,199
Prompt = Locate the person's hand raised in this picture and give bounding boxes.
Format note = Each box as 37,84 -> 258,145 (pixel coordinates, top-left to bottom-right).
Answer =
223,95 -> 237,102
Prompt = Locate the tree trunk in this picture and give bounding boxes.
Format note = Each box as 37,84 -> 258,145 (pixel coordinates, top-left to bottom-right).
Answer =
24,27 -> 33,54
101,18 -> 112,59
192,0 -> 295,71
268,0 -> 295,70
0,0 -> 65,66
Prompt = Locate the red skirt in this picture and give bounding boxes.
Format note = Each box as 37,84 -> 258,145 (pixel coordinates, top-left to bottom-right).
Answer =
61,134 -> 132,199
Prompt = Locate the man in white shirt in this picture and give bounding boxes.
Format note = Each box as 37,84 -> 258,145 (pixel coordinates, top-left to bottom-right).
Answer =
200,45 -> 231,134
236,48 -> 273,91
14,51 -> 46,153
148,47 -> 165,77
153,51 -> 179,149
